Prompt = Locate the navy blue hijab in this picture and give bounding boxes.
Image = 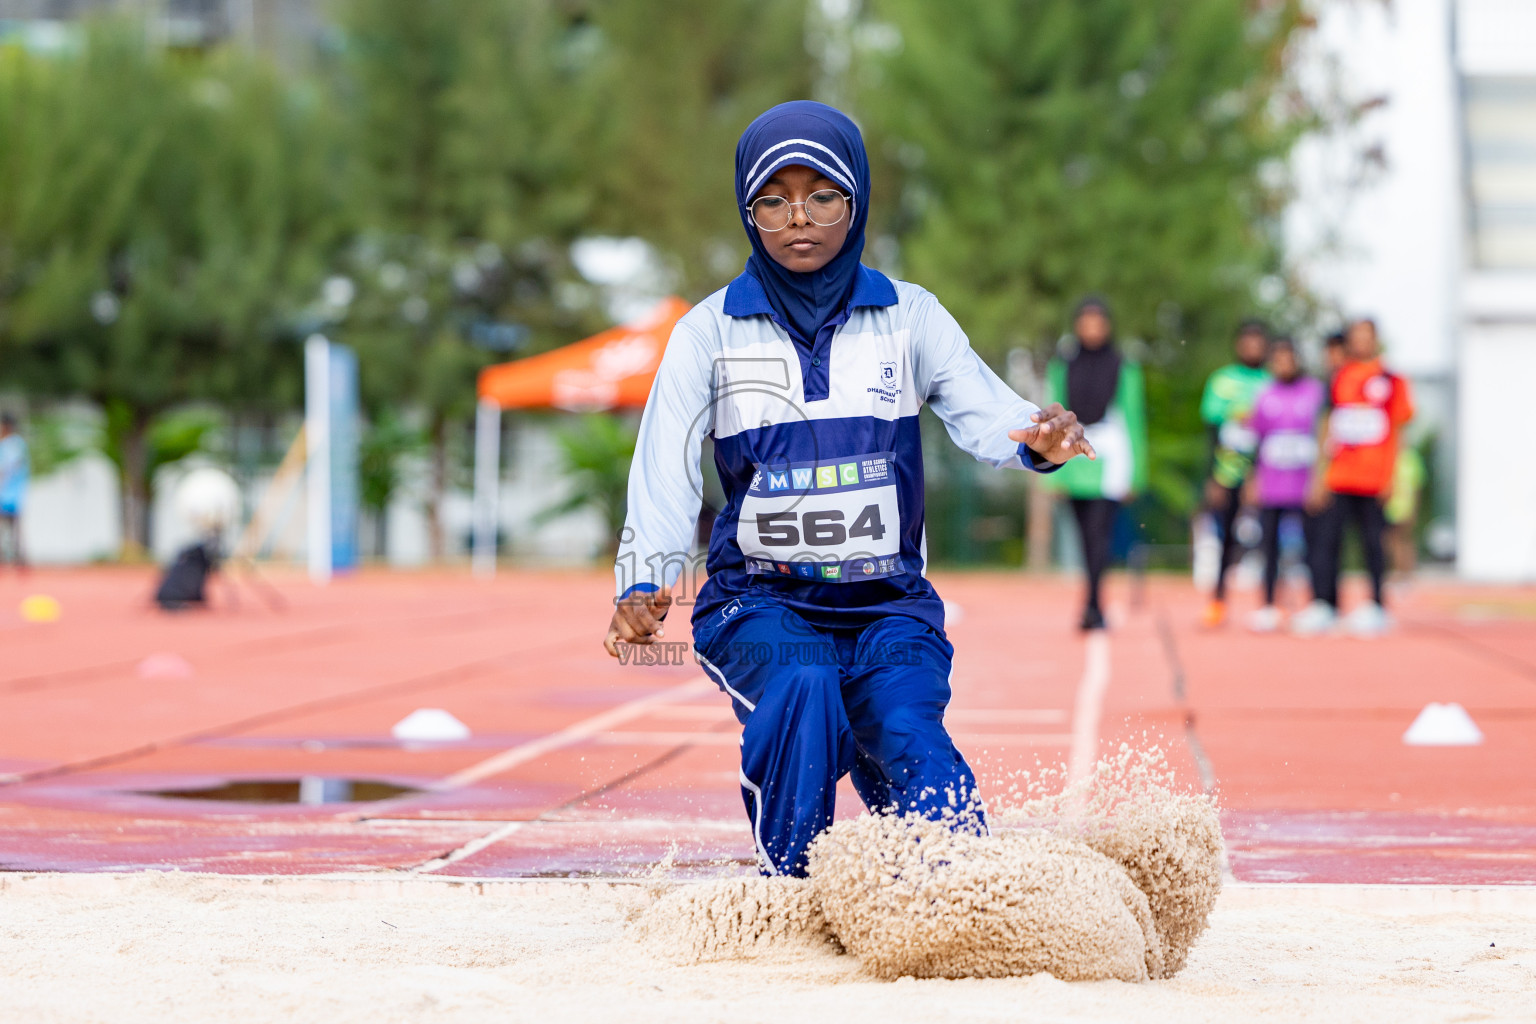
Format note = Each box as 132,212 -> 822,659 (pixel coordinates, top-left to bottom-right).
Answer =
735,101 -> 869,344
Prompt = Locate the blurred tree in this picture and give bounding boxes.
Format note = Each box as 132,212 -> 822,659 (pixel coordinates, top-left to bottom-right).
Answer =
357,409 -> 425,558
584,0 -> 816,297
0,25 -> 345,555
20,409 -> 93,480
536,412 -> 637,554
331,0 -> 607,559
853,0 -> 1313,541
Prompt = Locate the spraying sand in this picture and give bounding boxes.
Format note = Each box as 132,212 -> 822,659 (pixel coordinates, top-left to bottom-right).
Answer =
634,877 -> 837,962
810,819 -> 1163,980
638,747 -> 1223,981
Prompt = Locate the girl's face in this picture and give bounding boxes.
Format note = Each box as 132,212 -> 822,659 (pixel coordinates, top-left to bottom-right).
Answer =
1270,345 -> 1299,381
749,164 -> 851,274
1074,310 -> 1111,349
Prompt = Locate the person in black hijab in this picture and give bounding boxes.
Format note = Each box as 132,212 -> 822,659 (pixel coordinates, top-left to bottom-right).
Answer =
1044,296 -> 1149,630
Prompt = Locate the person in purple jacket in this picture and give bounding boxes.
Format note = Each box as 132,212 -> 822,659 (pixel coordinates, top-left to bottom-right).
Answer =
1245,336 -> 1325,632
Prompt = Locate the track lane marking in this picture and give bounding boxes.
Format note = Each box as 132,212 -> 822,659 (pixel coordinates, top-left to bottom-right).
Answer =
432,678 -> 716,790
1067,632 -> 1112,784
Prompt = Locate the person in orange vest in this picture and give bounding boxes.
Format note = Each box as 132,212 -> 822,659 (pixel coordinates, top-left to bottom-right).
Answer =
1292,318 -> 1414,636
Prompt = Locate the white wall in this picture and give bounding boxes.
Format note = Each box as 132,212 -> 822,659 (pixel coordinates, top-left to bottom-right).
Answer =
20,453 -> 121,563
1286,0 -> 1461,381
1454,0 -> 1536,579
1458,324 -> 1536,579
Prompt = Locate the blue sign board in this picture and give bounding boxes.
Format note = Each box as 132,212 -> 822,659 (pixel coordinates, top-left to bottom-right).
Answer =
327,343 -> 359,572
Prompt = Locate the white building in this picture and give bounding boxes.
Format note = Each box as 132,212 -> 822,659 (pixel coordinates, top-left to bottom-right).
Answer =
1288,0 -> 1536,580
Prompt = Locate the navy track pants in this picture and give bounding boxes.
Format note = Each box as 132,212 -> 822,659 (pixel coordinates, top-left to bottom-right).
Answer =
690,592 -> 985,877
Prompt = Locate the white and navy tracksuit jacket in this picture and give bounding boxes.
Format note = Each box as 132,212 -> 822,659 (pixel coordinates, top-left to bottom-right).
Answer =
615,264 -> 1056,633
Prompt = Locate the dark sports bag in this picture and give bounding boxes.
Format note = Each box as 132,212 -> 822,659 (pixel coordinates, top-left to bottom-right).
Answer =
155,541 -> 219,610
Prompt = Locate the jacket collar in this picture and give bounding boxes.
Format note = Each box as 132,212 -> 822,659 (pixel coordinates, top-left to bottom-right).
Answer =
723,263 -> 897,319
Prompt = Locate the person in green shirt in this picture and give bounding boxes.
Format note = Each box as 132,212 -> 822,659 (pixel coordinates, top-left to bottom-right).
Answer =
1044,296 -> 1148,631
1385,441 -> 1425,578
1199,320 -> 1271,628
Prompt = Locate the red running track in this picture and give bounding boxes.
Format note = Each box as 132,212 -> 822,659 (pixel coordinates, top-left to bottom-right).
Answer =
0,566 -> 1532,882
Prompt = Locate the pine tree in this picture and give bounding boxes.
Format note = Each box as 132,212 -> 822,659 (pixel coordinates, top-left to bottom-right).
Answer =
853,0 -> 1311,535
0,23 -> 343,554
330,0 -> 606,559
584,0 -> 816,297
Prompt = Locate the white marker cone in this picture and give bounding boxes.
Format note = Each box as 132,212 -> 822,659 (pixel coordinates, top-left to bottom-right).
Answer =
1402,703 -> 1483,746
392,708 -> 471,742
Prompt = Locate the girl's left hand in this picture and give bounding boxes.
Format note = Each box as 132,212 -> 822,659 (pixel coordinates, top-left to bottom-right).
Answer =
1009,403 -> 1096,465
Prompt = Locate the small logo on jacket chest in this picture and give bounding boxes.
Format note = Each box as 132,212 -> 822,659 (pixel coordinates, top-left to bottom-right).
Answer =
867,361 -> 902,404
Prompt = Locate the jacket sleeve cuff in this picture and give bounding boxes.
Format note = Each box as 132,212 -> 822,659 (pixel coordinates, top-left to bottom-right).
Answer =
619,582 -> 659,600
1019,442 -> 1063,473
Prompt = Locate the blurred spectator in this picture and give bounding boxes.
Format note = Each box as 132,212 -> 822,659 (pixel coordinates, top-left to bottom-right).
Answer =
154,534 -> 222,611
156,467 -> 240,611
1323,330 -> 1348,379
1199,321 -> 1272,627
1244,337 -> 1325,632
1043,296 -> 1148,631
1385,441 -> 1426,578
1294,319 -> 1415,636
0,413 -> 29,570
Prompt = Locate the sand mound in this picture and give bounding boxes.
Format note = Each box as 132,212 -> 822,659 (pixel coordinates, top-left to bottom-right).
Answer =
633,877 -> 836,962
807,815 -> 1162,981
638,747 -> 1222,982
996,745 -> 1225,975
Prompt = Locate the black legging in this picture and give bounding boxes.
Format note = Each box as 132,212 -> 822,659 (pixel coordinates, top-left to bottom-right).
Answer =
1069,498 -> 1119,613
0,512 -> 22,568
1311,492 -> 1387,609
1258,505 -> 1312,607
1212,483 -> 1243,601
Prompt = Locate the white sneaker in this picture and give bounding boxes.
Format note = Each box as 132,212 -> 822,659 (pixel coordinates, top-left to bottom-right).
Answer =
1290,600 -> 1338,636
1344,601 -> 1393,637
1248,606 -> 1283,633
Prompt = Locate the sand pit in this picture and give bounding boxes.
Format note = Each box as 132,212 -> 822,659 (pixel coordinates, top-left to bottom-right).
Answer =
2,872 -> 1533,1023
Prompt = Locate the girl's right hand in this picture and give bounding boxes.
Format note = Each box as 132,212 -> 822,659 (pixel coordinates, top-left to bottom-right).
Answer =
603,584 -> 673,657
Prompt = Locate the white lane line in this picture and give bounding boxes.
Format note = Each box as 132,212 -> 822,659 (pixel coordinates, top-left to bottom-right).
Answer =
433,678 -> 716,791
409,820 -> 528,874
1067,631 -> 1112,784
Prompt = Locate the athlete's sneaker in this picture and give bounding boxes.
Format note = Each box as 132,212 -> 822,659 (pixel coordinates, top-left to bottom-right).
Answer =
1290,600 -> 1338,636
1201,599 -> 1227,629
1079,605 -> 1106,632
1344,601 -> 1393,637
1248,606 -> 1283,633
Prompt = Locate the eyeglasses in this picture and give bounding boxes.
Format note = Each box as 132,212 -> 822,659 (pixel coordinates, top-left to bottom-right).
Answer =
745,190 -> 852,231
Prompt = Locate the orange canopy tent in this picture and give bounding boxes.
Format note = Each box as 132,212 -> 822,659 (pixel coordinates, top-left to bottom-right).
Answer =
468,296 -> 691,576
477,296 -> 691,412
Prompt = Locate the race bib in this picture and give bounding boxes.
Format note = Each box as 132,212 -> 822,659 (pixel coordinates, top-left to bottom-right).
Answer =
1218,420 -> 1259,455
1330,405 -> 1389,446
737,452 -> 904,583
1259,430 -> 1318,470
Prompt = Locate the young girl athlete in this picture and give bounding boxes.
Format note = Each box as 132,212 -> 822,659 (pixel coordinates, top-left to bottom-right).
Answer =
603,101 -> 1094,877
